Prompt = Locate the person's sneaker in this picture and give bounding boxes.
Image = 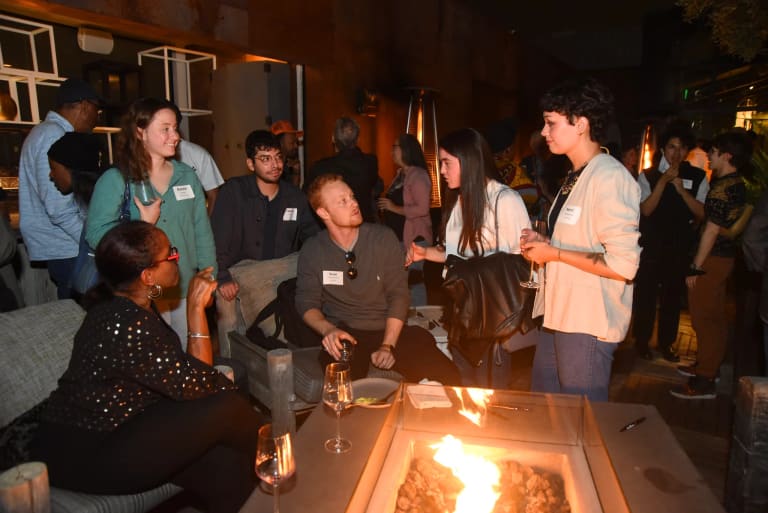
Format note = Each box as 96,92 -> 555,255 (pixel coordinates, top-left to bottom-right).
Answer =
660,347 -> 680,363
670,376 -> 717,399
676,363 -> 720,382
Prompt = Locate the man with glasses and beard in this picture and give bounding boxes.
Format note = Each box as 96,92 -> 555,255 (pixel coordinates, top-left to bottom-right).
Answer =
296,173 -> 460,383
211,130 -> 319,348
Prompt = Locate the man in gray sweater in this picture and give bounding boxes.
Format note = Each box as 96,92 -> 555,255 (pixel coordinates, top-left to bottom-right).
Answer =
295,174 -> 459,383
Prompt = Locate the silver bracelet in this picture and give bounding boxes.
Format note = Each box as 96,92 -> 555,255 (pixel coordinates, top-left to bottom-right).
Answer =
188,332 -> 210,339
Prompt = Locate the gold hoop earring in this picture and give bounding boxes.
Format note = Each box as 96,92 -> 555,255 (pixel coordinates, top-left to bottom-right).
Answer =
148,283 -> 163,299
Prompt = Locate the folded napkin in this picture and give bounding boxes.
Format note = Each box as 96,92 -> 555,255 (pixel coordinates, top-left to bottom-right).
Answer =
407,384 -> 452,409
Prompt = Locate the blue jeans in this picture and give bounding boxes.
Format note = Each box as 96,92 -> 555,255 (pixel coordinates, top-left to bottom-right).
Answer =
530,329 -> 617,401
47,257 -> 77,300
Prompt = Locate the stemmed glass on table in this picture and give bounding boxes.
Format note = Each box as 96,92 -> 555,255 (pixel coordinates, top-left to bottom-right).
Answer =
323,362 -> 353,453
255,424 -> 296,513
520,219 -> 548,289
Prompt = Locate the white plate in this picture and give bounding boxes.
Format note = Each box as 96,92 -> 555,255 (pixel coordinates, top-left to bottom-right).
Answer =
351,378 -> 400,408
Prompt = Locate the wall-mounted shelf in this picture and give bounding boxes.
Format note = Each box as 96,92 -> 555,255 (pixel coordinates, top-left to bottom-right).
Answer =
0,14 -> 60,123
137,45 -> 216,116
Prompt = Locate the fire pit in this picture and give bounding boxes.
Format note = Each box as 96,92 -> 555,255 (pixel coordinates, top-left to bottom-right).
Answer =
353,385 -> 629,513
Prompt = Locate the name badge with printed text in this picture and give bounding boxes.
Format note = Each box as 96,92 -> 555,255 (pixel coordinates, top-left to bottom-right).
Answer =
173,185 -> 195,201
682,178 -> 693,190
323,270 -> 344,286
559,206 -> 582,225
283,207 -> 298,221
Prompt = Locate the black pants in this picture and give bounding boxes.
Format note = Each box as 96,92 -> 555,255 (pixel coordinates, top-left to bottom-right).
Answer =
33,391 -> 262,513
318,324 -> 461,385
632,244 -> 690,352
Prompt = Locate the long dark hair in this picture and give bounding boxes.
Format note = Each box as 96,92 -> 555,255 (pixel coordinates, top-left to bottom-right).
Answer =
397,133 -> 428,169
115,97 -> 177,182
439,128 -> 502,256
82,221 -> 164,308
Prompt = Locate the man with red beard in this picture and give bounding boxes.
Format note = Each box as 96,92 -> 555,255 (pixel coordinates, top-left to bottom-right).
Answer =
211,130 -> 319,348
296,174 -> 460,383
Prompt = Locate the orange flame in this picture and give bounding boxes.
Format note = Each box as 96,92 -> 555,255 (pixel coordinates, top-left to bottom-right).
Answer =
452,387 -> 494,426
431,435 -> 500,513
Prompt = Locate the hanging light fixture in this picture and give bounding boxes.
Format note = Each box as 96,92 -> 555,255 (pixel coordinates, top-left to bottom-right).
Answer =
406,87 -> 440,207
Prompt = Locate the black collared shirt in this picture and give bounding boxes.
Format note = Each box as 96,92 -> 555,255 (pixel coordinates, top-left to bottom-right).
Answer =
211,175 -> 320,282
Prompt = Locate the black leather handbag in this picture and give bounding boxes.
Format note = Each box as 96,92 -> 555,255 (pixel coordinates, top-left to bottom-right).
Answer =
441,189 -> 541,365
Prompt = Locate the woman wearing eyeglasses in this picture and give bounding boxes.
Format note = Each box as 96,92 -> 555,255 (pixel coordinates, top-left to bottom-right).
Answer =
32,221 -> 262,513
86,97 -> 216,346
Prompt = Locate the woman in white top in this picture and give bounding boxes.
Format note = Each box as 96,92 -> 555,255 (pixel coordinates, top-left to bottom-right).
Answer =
407,128 -> 530,386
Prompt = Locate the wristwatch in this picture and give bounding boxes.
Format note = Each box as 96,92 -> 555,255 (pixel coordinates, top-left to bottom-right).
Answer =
687,264 -> 706,277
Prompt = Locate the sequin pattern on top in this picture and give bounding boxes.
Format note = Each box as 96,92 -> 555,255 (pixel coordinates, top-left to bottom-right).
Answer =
42,296 -> 235,432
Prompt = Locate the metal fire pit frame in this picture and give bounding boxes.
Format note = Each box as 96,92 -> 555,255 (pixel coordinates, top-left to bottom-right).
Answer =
348,385 -> 630,513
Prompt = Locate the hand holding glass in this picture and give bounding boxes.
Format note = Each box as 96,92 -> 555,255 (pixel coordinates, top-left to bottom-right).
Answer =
520,220 -> 548,289
322,362 -> 353,453
255,424 -> 295,513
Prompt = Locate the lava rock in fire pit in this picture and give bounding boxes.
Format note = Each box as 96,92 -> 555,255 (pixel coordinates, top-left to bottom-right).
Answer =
395,457 -> 462,513
395,457 -> 570,513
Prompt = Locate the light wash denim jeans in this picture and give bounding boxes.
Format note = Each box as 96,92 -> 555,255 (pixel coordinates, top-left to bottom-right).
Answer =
530,328 -> 617,401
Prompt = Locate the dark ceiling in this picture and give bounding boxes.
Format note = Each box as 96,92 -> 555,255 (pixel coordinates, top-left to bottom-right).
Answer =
476,0 -> 680,69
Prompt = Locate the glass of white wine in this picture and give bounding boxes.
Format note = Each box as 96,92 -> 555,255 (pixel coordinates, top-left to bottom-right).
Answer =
255,423 -> 295,513
322,362 -> 353,453
520,219 -> 548,289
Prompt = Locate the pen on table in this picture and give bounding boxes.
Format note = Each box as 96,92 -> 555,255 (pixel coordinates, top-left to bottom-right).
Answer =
619,416 -> 646,432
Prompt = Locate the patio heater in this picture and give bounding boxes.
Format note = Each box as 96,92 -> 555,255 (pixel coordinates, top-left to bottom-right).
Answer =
406,87 -> 441,208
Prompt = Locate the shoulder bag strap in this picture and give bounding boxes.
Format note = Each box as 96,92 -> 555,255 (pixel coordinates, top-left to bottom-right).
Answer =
118,179 -> 131,222
493,185 -> 510,253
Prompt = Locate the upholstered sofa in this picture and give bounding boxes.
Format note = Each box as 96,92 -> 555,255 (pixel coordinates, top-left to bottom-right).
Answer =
0,300 -> 180,513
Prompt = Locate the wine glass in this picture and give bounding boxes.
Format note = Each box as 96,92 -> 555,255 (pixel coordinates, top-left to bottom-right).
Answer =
322,362 -> 353,453
520,220 -> 548,289
255,423 -> 296,513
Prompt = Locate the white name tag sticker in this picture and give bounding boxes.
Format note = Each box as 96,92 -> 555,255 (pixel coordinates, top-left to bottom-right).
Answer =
283,207 -> 298,221
682,178 -> 693,190
172,185 -> 195,200
559,206 -> 582,225
323,270 -> 344,286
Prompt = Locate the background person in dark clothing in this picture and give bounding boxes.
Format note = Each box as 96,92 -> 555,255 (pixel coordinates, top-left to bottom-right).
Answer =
633,123 -> 708,362
672,130 -> 752,399
211,130 -> 319,347
304,117 -> 381,223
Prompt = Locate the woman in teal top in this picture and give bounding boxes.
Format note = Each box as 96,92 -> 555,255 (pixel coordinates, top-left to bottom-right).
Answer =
86,98 -> 216,347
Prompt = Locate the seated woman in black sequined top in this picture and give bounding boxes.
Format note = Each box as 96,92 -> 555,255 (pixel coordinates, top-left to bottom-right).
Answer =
32,221 -> 262,513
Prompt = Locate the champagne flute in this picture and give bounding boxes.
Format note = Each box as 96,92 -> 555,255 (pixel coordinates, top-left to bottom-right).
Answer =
255,423 -> 296,513
520,220 -> 548,289
322,362 -> 353,453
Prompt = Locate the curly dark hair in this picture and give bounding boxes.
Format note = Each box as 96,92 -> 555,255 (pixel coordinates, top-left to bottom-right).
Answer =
245,130 -> 280,159
657,120 -> 695,152
539,77 -> 616,145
